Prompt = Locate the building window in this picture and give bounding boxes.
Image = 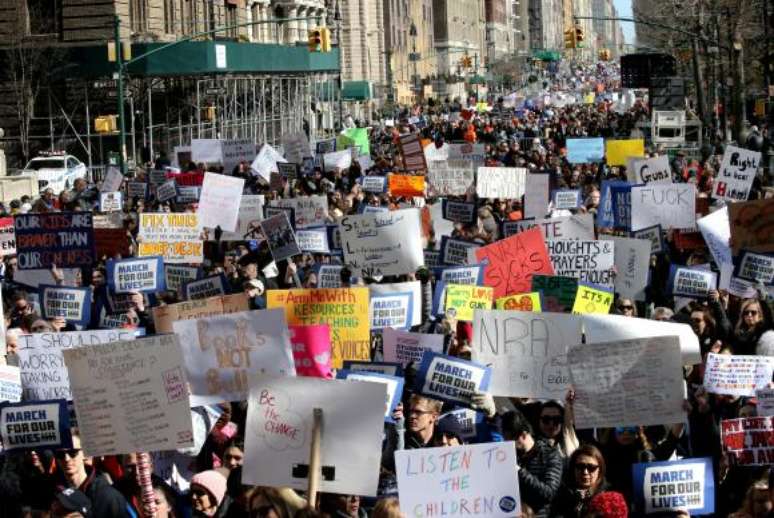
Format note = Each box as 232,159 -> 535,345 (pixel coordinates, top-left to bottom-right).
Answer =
225,3 -> 237,37
164,0 -> 176,33
26,0 -> 63,36
130,0 -> 148,33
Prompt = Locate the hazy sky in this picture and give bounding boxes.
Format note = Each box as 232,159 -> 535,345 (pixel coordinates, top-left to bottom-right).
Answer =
614,0 -> 636,43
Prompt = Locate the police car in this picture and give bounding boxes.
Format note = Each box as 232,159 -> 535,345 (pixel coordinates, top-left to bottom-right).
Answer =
20,152 -> 88,194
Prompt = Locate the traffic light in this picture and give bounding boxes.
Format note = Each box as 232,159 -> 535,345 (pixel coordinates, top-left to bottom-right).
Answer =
575,25 -> 584,45
204,106 -> 216,121
94,115 -> 117,133
308,28 -> 322,52
564,29 -> 576,49
320,27 -> 331,52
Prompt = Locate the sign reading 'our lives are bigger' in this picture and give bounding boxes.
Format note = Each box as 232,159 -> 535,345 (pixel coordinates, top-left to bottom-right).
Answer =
14,213 -> 95,269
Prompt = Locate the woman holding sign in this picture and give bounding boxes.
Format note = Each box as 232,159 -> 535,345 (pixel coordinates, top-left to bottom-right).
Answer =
550,445 -> 608,518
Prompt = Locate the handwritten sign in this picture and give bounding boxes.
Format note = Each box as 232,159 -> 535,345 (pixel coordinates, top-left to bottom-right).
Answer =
416,352 -> 491,407
552,189 -> 581,209
99,166 -> 123,192
631,184 -> 697,231
735,250 -> 774,284
389,174 -> 425,197
382,327 -> 444,367
107,256 -> 165,294
601,235 -> 651,300
243,376 -> 387,495
183,273 -> 229,300
632,458 -> 714,515
152,293 -> 249,333
63,334 -> 193,456
566,138 -> 604,163
14,212 -> 95,270
571,283 -> 614,314
568,336 -> 685,428
667,266 -> 717,298
547,239 -> 614,287
197,172 -> 245,232
139,213 -> 203,263
502,214 -> 595,241
289,324 -> 332,378
172,309 -> 295,406
721,417 -> 774,466
627,155 -> 672,184
250,143 -> 286,181
531,275 -> 577,313
713,145 -> 761,201
0,400 -> 72,452
444,284 -> 493,321
426,160 -> 475,196
269,195 -> 328,229
40,285 -> 91,326
605,138 -> 645,166
476,167 -> 527,199
395,442 -> 520,518
703,353 -> 774,397
495,292 -> 542,312
728,198 -> 774,256
0,217 -> 15,257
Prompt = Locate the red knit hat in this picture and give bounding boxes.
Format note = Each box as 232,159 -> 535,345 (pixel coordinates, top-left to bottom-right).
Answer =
587,491 -> 628,518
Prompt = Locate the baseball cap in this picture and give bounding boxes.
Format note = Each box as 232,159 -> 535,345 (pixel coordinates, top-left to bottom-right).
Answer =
56,488 -> 92,516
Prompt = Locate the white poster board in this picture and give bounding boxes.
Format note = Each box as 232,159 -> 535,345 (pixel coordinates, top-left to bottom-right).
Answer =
523,173 -> 550,219
631,184 -> 696,231
220,195 -> 265,241
627,155 -> 672,184
269,195 -> 328,229
197,172 -> 245,232
547,239 -> 615,287
713,145 -> 761,202
704,353 -> 774,397
281,131 -> 311,165
476,167 -> 527,199
503,214 -> 595,241
382,327 -> 444,367
600,235 -> 651,300
251,144 -> 287,181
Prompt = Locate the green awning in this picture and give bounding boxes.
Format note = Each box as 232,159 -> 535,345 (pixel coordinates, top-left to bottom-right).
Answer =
341,81 -> 373,101
532,50 -> 561,62
468,75 -> 487,85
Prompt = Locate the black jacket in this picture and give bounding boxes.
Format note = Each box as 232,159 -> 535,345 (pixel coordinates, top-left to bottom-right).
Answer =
518,439 -> 564,518
549,481 -> 609,518
79,469 -> 131,518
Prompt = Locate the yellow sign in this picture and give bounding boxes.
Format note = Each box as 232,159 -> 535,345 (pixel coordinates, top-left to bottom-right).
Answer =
444,284 -> 493,321
267,288 -> 370,368
605,139 -> 645,166
138,213 -> 203,263
583,93 -> 595,105
495,292 -> 542,312
571,284 -> 614,314
389,174 -> 426,197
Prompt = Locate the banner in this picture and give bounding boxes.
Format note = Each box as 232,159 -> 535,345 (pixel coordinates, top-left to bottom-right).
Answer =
552,189 -> 581,209
524,173 -> 550,219
632,224 -> 665,255
475,227 -> 554,298
152,293 -> 248,334
495,292 -> 542,312
531,275 -> 578,312
439,237 -> 480,266
728,198 -> 774,256
382,327 -> 444,367
667,266 -> 717,298
632,458 -> 714,515
296,228 -> 330,254
721,417 -> 774,466
165,265 -> 201,293
502,214 -> 595,241
571,282 -> 614,314
339,209 -> 423,277
426,159 -> 475,196
40,285 -> 91,326
17,329 -> 138,400
735,250 -> 774,285
138,212 -> 202,263
389,174 -> 425,197
547,239 -> 615,287
713,145 -> 761,201
63,334 -> 194,456
415,352 -> 491,407
269,195 -> 328,229
337,370 -> 403,422
289,324 -> 332,378
566,137 -> 605,164
601,235 -> 651,300
631,184 -> 696,231
444,284 -> 493,321
107,256 -> 165,294
251,143 -> 287,181
14,212 -> 95,270
172,309 -> 295,405
703,353 -> 774,397
605,138 -> 645,166
361,175 -> 386,193
442,200 -> 477,224
476,167 -> 527,199
627,155 -> 672,184
243,376 -> 387,495
183,273 -> 229,300
0,217 -> 15,257
261,213 -> 300,262
99,191 -> 123,212
0,400 -> 72,452
369,281 -> 422,329
267,288 -> 370,368
568,336 -> 685,428
197,172 -> 245,232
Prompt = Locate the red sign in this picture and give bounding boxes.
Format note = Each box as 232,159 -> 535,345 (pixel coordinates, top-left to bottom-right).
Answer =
721,417 -> 774,466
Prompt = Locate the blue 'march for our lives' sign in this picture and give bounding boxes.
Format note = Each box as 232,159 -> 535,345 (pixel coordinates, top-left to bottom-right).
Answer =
632,457 -> 714,515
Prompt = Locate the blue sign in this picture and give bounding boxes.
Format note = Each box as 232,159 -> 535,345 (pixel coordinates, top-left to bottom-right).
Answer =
414,352 -> 492,407
342,361 -> 403,377
439,236 -> 479,266
566,138 -> 605,164
371,291 -> 414,330
14,212 -> 95,270
551,189 -> 581,209
632,457 -> 714,515
434,264 -> 485,286
40,285 -> 92,327
611,182 -> 634,230
336,370 -> 404,423
183,273 -> 230,300
442,200 -> 477,224
0,399 -> 72,452
107,256 -> 166,294
597,180 -> 628,228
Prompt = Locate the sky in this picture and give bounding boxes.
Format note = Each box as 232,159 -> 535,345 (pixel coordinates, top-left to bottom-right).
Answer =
613,0 -> 636,44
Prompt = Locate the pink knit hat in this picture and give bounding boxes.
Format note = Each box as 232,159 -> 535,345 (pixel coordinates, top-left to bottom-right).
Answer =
191,470 -> 228,506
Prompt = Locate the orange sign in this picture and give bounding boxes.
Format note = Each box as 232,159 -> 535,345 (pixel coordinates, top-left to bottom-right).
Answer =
389,174 -> 426,197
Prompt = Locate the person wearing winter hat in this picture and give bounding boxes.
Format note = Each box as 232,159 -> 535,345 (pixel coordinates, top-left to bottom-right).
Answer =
52,487 -> 92,517
190,470 -> 228,517
432,414 -> 465,447
585,491 -> 628,518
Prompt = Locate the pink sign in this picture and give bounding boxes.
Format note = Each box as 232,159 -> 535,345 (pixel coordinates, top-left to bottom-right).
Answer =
289,324 -> 333,378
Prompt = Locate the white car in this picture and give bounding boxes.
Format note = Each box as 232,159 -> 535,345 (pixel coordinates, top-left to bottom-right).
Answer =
21,153 -> 88,194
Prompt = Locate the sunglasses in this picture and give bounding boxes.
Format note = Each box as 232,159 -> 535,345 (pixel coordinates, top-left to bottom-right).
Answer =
54,448 -> 81,460
540,415 -> 562,425
743,310 -> 759,316
574,463 -> 600,473
618,305 -> 634,311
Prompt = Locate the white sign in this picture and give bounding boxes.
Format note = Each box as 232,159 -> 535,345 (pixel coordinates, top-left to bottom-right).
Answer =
99,191 -> 123,212
220,195 -> 265,241
503,214 -> 595,241
191,139 -> 224,164
63,334 -> 194,456
369,281 -> 423,328
323,149 -> 353,171
631,184 -> 696,231
697,207 -> 732,287
215,44 -> 227,68
281,131 -> 311,165
755,388 -> 774,417
382,328 -> 444,367
547,239 -> 615,287
269,195 -> 328,229
197,172 -> 245,232
447,143 -> 487,164
704,353 -> 774,397
99,166 -> 123,193
601,235 -> 651,299
339,209 -> 423,277
156,180 -> 177,203
172,309 -> 296,406
0,365 -> 22,403
243,375 -> 387,496
251,144 -> 287,181
476,167 -> 527,199
221,139 -> 256,174
670,266 -> 717,298
627,155 -> 672,184
296,228 -> 330,254
426,160 -> 475,196
713,145 -> 761,201
524,173 -> 550,219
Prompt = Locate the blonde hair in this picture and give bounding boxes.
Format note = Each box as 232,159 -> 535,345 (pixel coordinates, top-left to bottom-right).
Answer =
409,394 -> 443,414
372,497 -> 403,518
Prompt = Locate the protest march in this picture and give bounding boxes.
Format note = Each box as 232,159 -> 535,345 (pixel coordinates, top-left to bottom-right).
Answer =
0,59 -> 772,518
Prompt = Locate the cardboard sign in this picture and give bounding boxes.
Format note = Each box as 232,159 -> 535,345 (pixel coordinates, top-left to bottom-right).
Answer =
389,174 -> 425,197
261,213 -> 300,262
361,175 -> 386,193
139,213 -> 203,264
476,167 -> 527,199
631,184 -> 697,231
395,442 -> 521,518
627,155 -> 672,184
475,227 -> 554,298
472,310 -> 582,399
442,200 -> 477,224
337,370 -> 404,422
721,417 -> 774,466
566,137 -> 605,164
339,209 -> 423,277
382,327 -> 444,367
165,265 -> 201,293
17,329 -> 138,401
568,336 -> 685,428
415,352 -> 491,407
439,236 -> 480,266
289,324 -> 332,378
107,256 -> 165,294
267,288 -> 370,368
426,159 -> 475,196
632,458 -> 714,515
296,228 -> 330,254
631,224 -> 665,255
219,195 -> 265,241
704,353 -> 774,397
531,275 -> 578,313
547,239 -> 615,288
183,273 -> 229,300
495,292 -> 542,312
99,191 -> 123,212
40,285 -> 91,326
63,334 -> 194,456
713,145 -> 761,201
735,250 -> 774,284
0,365 -> 21,403
197,172 -> 245,232
606,138 -> 645,166
667,266 -> 717,298
269,195 -> 328,229
14,212 -> 95,270
444,284 -> 493,321
552,189 -> 581,209
172,309 -> 295,406
524,173 -> 550,219
502,214 -> 595,241
251,143 -> 287,181
0,217 -> 16,257
571,283 -> 614,314
243,376 -> 387,495
152,293 -> 248,333
369,281 -> 422,329
728,198 -> 774,256
0,400 -> 72,452
601,235 -> 651,300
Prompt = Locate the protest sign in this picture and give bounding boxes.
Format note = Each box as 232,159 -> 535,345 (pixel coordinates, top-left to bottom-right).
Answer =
339,209 -> 423,277
0,217 -> 15,257
476,167 -> 527,199
296,228 -> 330,254
149,169 -> 168,184
221,139 -> 257,173
40,285 -> 91,326
269,172 -> 284,192
447,143 -> 486,164
17,329 -> 137,400
439,237 -> 480,266
243,375 -> 387,495
289,324 -> 332,378
382,327 -> 444,367
339,127 -> 369,155
315,138 -> 336,155
597,180 -> 627,228
127,181 -> 148,199
728,198 -> 774,256
64,334 -> 193,456
631,184 -> 697,231
0,366 -> 21,403
568,336 -> 685,428
547,239 -> 615,287
632,458 -> 714,515
444,284 -> 493,321
156,180 -> 178,203
219,195 -> 265,241
440,408 -> 487,442
251,143 -> 286,181
531,275 -> 578,312
267,288 -> 370,368
99,166 -> 123,192
172,309 -> 295,405
611,182 -> 633,230
265,205 -> 296,230
361,175 -> 386,193
605,138 -> 645,166
502,214 -> 595,241
436,264 -> 485,286
566,137 -> 605,163
261,213 -> 300,262
600,235 -> 651,299
756,388 -> 774,417
395,442 -> 521,518
14,212 -> 95,270
735,250 -> 774,284
337,370 -> 403,422
107,256 -> 165,294
138,212 -> 203,264
323,149 -> 353,171
552,189 -> 581,209
369,281 -> 422,329
703,353 -> 774,397
475,227 -> 554,298
571,283 -> 614,314
315,264 -> 343,288
495,292 -> 543,312
398,133 -> 427,172
389,174 -> 425,197
721,417 -> 774,466
269,195 -> 328,229
631,224 -> 665,255
165,265 -> 201,292
472,310 -> 582,399
197,173 -> 245,232
627,155 -> 672,184
0,400 -> 72,452
152,293 -> 248,333
281,131 -> 311,164
415,352 -> 491,407
713,145 -> 761,201
99,191 -> 123,212
442,200 -> 477,224
177,185 -> 202,203
524,173 -> 550,219
667,266 -> 717,298
426,159 -> 475,196
183,273 -> 229,300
